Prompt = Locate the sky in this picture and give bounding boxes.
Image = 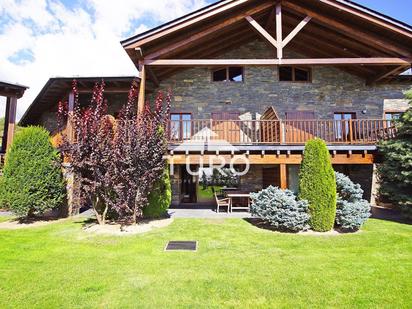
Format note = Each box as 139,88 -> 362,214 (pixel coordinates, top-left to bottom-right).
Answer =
0,0 -> 411,120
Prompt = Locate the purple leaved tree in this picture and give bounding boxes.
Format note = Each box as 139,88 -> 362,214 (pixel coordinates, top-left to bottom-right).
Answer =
58,78 -> 171,225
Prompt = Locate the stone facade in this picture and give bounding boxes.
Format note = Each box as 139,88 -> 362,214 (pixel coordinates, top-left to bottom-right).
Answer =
151,40 -> 411,120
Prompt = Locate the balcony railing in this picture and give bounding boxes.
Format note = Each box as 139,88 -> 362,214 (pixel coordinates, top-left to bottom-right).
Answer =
167,119 -> 396,145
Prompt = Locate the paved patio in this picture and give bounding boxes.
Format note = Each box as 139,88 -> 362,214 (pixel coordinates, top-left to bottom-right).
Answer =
168,204 -> 251,218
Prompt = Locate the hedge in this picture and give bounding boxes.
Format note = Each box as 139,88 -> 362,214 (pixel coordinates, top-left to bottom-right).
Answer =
0,126 -> 65,217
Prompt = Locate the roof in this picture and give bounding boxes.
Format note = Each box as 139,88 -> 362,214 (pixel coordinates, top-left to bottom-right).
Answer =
122,0 -> 412,48
20,76 -> 138,126
0,80 -> 29,99
121,0 -> 412,82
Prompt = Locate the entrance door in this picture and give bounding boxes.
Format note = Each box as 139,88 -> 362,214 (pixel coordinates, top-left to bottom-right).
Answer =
262,167 -> 280,188
181,166 -> 197,203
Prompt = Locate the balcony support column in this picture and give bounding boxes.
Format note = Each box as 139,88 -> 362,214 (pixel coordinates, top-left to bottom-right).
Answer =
280,163 -> 287,189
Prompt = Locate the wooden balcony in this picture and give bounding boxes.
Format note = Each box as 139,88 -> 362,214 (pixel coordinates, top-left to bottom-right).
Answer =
168,119 -> 396,145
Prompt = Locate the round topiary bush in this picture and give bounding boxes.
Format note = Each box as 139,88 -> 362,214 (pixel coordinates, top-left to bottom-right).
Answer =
144,167 -> 171,218
0,126 -> 65,217
250,186 -> 310,232
299,138 -> 336,232
335,172 -> 371,231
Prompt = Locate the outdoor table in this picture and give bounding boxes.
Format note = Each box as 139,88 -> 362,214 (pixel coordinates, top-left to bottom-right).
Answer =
226,193 -> 251,212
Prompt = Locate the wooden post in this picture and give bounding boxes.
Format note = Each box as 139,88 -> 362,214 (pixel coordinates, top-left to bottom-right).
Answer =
276,3 -> 283,59
2,96 -> 17,152
348,118 -> 353,144
138,62 -> 146,113
67,91 -> 75,142
280,121 -> 285,144
280,163 -> 287,189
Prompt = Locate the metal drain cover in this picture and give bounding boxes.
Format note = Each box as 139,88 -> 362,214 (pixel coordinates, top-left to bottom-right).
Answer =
165,241 -> 197,251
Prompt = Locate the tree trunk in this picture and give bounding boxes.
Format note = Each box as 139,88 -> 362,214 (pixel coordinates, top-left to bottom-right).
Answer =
93,196 -> 107,225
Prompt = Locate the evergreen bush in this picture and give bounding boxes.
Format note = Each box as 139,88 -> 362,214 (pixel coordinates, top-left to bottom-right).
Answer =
299,138 -> 336,232
335,172 -> 371,231
378,89 -> 412,218
144,167 -> 171,218
0,126 -> 65,217
250,186 -> 310,232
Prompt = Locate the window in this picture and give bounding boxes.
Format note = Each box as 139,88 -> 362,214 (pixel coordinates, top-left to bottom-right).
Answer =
279,66 -> 311,82
384,112 -> 402,121
170,113 -> 192,140
334,113 -> 356,140
212,67 -> 243,82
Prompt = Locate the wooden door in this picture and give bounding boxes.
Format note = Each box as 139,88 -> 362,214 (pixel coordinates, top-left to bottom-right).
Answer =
211,112 -> 240,143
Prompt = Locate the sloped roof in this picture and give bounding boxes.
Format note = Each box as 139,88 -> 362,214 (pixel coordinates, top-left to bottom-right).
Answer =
0,81 -> 29,99
121,0 -> 412,82
20,76 -> 137,126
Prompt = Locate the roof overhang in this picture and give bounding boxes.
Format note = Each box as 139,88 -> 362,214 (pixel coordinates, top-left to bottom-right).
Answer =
121,0 -> 412,83
20,76 -> 138,126
0,81 -> 29,99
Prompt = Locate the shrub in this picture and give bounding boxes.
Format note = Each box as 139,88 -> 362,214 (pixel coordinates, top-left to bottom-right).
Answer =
299,138 -> 336,232
378,89 -> 412,219
144,167 -> 172,218
250,186 -> 310,232
0,126 -> 65,217
335,172 -> 371,231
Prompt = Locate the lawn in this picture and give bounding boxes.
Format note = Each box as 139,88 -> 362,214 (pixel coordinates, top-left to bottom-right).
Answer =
0,215 -> 13,223
0,218 -> 411,308
197,185 -> 222,200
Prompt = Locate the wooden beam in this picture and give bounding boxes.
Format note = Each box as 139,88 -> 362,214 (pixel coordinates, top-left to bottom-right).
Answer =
245,15 -> 278,49
137,63 -> 146,113
144,1 -> 275,60
167,153 -> 375,165
280,163 -> 287,189
367,65 -> 410,84
126,0 -> 251,48
135,47 -> 159,87
282,16 -> 311,47
144,58 -> 411,66
317,0 -> 412,39
281,13 -> 390,58
275,3 -> 282,59
3,97 -> 17,151
283,1 -> 412,57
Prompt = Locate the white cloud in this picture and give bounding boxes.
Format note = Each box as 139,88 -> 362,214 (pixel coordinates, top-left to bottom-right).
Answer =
0,0 -> 208,120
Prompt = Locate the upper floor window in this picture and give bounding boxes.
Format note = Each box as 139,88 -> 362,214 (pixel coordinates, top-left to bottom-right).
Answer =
384,112 -> 402,121
334,112 -> 356,140
212,67 -> 243,82
334,112 -> 356,121
170,113 -> 192,140
279,66 -> 311,82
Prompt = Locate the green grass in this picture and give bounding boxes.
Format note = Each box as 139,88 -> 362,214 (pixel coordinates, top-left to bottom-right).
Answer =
0,215 -> 13,223
0,218 -> 411,308
197,185 -> 222,200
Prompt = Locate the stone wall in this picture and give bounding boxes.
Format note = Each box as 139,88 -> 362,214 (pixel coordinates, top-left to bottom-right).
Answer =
151,40 -> 411,120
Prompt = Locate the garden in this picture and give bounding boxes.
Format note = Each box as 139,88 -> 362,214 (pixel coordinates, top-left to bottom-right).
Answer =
0,82 -> 411,307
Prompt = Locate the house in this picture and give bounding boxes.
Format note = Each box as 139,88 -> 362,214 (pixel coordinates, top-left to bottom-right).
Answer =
20,0 -> 412,208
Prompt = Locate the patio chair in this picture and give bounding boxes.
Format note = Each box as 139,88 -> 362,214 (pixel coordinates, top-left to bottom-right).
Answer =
214,192 -> 231,213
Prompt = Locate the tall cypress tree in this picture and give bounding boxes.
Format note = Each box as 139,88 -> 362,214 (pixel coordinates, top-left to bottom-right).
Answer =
378,90 -> 412,218
299,138 -> 337,232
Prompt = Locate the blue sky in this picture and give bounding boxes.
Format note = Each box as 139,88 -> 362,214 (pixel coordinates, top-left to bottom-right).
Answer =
0,0 -> 410,119
341,0 -> 412,25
